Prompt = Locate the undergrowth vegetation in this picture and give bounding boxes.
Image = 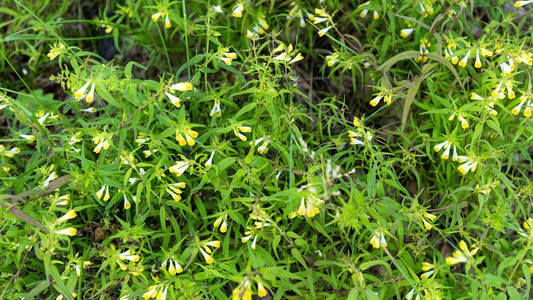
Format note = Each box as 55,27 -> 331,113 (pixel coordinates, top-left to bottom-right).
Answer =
1,0 -> 532,299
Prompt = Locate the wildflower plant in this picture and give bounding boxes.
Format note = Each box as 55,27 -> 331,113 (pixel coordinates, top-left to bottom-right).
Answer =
0,0 -> 532,299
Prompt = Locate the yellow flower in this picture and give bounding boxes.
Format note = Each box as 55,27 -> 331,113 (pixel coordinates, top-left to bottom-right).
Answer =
422,219 -> 433,230
369,93 -> 384,107
288,53 -> 304,64
57,194 -> 71,206
47,42 -> 66,60
169,82 -> 193,92
56,228 -> 77,236
233,125 -> 251,141
424,212 -> 436,221
257,18 -> 269,30
166,182 -> 186,201
500,62 -> 512,74
373,11 -> 380,20
96,185 -> 110,201
85,83 -> 96,103
273,44 -> 284,53
214,214 -> 228,233
405,288 -> 420,300
232,278 -> 252,300
119,249 -> 140,262
458,51 -> 470,67
523,218 -> 532,232
480,47 -> 493,57
92,135 -> 111,153
458,159 -> 477,175
474,49 -> 482,68
515,1 -> 533,8
165,15 -> 171,29
370,230 -> 387,249
143,285 -> 167,300
458,114 -> 469,129
123,195 -> 131,209
250,137 -> 270,154
57,210 -> 77,223
422,262 -> 434,271
257,282 -> 267,297
75,82 -> 91,100
524,106 -> 532,117
312,16 -> 328,24
200,248 -> 214,264
162,258 -> 183,275
511,101 -> 525,115
152,13 -> 162,22
434,140 -> 452,160
470,92 -> 484,100
274,52 -> 289,61
296,187 -> 324,218
360,9 -> 368,18
220,219 -> 228,233
445,240 -> 478,265
204,240 -> 221,248
1,145 -> 21,158
326,53 -> 340,67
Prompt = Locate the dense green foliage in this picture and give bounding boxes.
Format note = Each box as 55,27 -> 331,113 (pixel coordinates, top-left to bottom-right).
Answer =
1,0 -> 532,299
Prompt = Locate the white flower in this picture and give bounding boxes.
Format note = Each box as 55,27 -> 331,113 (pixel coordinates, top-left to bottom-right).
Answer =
43,172 -> 58,187
169,82 -> 193,92
165,92 -> 181,108
400,28 -> 413,38
210,100 -> 221,117
205,151 -> 215,167
169,161 -> 190,176
318,26 -> 332,37
232,4 -> 244,18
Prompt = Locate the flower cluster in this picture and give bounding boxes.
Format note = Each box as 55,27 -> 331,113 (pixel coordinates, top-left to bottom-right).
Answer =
233,125 -> 252,141
232,276 -> 268,300
92,133 -> 112,154
143,284 -> 168,300
358,2 -> 380,20
272,43 -> 304,64
348,117 -> 372,146
292,185 -> 324,218
199,240 -> 220,264
166,182 -> 186,201
151,8 -> 171,29
0,144 -> 20,158
160,257 -> 183,275
47,42 -> 66,60
169,160 -> 190,176
369,89 -> 393,107
250,136 -> 270,154
445,240 -> 478,265
74,80 -> 96,103
176,125 -> 198,146
213,214 -> 228,233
